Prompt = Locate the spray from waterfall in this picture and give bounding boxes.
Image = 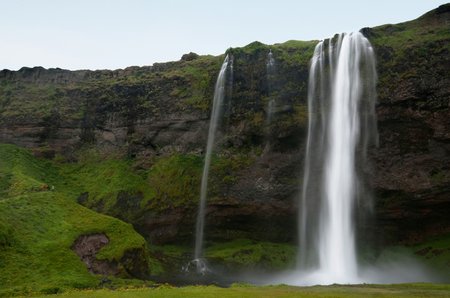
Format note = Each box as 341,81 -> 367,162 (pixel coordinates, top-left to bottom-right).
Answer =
189,54 -> 232,274
298,32 -> 377,284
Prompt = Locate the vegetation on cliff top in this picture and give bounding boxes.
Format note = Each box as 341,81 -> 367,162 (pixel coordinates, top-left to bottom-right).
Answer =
369,4 -> 450,103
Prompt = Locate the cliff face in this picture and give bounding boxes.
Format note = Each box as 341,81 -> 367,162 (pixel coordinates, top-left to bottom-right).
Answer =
0,5 -> 449,248
368,5 -> 450,244
0,39 -> 315,245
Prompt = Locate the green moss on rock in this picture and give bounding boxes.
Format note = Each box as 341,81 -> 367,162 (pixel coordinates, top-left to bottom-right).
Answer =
147,154 -> 203,209
206,239 -> 296,270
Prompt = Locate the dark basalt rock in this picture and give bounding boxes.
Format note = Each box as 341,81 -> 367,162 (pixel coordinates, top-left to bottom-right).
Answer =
360,27 -> 375,38
181,52 -> 199,61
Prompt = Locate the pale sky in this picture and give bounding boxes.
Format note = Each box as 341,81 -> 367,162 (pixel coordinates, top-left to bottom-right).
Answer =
0,0 -> 448,70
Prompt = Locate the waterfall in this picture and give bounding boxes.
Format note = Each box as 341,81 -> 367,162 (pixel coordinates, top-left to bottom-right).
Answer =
266,49 -> 276,125
298,32 -> 377,284
267,49 -> 275,70
191,54 -> 231,274
266,99 -> 275,125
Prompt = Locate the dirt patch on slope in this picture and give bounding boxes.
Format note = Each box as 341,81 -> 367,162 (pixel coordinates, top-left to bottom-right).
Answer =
71,233 -> 119,275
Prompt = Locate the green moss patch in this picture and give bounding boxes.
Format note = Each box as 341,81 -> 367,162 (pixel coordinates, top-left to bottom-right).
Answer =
56,151 -> 206,213
57,152 -> 154,211
411,234 -> 450,276
147,154 -> 203,209
205,239 -> 296,270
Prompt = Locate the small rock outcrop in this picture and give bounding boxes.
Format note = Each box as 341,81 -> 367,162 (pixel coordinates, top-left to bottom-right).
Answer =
181,52 -> 199,61
71,234 -> 117,275
71,233 -> 148,278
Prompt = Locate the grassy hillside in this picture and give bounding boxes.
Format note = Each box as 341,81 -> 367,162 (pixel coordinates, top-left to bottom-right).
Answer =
0,144 -> 149,296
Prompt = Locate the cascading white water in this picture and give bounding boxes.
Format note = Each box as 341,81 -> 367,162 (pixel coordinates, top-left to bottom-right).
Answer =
298,32 -> 377,284
267,49 -> 275,69
266,49 -> 276,125
266,99 -> 275,125
191,55 -> 231,274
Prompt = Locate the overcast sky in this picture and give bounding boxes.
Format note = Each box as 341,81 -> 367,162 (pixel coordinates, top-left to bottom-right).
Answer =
1,0 -> 447,70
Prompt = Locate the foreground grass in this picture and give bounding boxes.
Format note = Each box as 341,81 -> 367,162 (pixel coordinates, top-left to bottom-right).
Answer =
33,283 -> 450,298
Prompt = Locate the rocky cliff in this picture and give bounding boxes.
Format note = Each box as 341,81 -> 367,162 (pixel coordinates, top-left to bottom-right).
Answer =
368,4 -> 450,245
0,4 -> 449,254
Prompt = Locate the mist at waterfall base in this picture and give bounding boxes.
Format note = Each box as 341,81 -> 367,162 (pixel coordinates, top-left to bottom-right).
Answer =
265,251 -> 442,286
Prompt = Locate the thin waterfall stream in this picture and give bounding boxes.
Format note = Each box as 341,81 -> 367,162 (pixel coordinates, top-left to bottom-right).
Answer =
266,49 -> 276,126
189,55 -> 232,274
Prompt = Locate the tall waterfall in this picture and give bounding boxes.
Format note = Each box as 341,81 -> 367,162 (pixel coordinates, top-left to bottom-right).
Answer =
192,55 -> 231,274
298,32 -> 377,284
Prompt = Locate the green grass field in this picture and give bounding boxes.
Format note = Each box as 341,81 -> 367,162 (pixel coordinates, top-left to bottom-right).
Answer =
33,283 -> 450,298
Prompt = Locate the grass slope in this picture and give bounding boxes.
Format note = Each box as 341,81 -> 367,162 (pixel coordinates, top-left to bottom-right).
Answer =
0,144 -> 148,296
